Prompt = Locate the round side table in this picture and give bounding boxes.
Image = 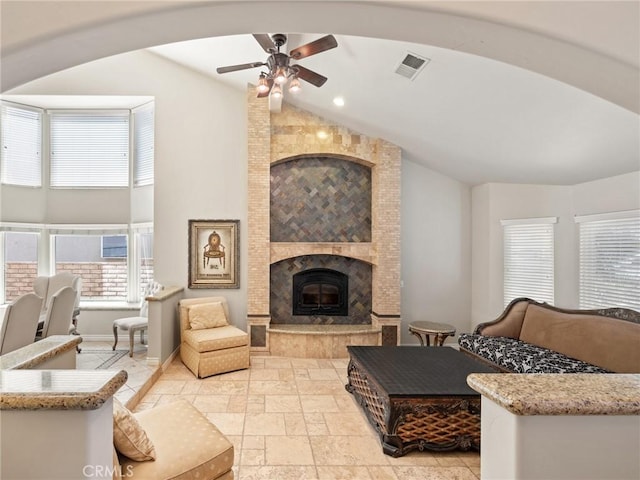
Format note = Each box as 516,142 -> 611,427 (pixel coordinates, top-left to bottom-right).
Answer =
408,321 -> 456,346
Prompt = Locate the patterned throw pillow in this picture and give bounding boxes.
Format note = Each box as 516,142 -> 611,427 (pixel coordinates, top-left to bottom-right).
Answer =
188,301 -> 228,330
113,398 -> 157,461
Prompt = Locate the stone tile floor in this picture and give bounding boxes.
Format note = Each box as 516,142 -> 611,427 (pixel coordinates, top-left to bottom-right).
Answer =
79,341 -> 481,479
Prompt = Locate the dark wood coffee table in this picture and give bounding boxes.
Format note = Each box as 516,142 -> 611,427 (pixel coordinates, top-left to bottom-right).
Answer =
345,345 -> 498,457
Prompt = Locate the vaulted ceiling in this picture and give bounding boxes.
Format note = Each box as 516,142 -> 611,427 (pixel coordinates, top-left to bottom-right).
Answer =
2,1 -> 638,186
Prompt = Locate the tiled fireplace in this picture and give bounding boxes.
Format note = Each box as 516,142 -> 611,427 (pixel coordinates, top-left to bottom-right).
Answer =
246,89 -> 401,357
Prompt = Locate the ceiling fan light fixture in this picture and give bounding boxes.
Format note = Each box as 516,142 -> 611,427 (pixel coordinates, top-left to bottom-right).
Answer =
274,67 -> 288,85
271,83 -> 283,99
289,76 -> 301,93
257,73 -> 270,93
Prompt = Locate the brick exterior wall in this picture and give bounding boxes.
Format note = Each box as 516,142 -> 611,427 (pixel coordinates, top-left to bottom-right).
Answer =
5,261 -> 153,302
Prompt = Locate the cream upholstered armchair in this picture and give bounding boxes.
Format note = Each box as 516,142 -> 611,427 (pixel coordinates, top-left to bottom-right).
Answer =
179,297 -> 249,378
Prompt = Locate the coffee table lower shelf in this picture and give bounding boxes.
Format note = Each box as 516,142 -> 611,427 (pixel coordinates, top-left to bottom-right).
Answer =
345,348 -> 484,457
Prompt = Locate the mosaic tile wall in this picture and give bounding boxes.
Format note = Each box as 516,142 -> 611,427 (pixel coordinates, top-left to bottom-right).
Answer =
270,156 -> 372,242
270,255 -> 372,325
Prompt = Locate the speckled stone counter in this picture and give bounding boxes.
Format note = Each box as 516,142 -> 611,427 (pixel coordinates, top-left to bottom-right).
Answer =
467,373 -> 640,416
0,369 -> 128,410
1,369 -> 127,478
0,335 -> 81,370
468,373 -> 640,480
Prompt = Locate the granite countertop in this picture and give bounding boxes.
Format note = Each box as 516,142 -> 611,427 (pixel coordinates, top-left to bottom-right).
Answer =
0,369 -> 128,410
147,285 -> 184,302
0,335 -> 82,370
467,373 -> 640,416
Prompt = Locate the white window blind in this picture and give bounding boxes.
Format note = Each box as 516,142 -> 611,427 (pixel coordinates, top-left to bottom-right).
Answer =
50,112 -> 129,187
577,212 -> 640,310
502,218 -> 556,306
1,103 -> 42,187
133,105 -> 154,187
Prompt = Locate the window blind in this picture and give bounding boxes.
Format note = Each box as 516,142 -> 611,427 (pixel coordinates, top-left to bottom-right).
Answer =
50,112 -> 129,187
502,219 -> 555,306
133,105 -> 154,187
1,103 -> 42,187
578,214 -> 640,310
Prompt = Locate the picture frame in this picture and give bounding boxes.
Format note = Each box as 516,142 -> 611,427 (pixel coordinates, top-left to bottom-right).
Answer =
188,219 -> 239,288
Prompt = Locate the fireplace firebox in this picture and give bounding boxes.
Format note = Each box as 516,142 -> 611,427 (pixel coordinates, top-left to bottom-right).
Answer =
293,268 -> 348,316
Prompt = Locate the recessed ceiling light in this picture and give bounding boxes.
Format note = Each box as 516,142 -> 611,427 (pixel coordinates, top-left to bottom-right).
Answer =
333,97 -> 345,107
317,130 -> 329,139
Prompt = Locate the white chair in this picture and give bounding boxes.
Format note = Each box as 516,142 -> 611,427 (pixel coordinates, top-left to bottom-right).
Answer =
112,282 -> 162,357
0,293 -> 43,355
37,286 -> 77,339
33,272 -> 82,334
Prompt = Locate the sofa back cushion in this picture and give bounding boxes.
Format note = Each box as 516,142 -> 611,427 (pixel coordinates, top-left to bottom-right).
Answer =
520,304 -> 640,373
479,300 -> 529,339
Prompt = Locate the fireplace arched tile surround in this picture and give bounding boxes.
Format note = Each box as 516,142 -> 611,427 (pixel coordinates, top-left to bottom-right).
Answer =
247,93 -> 401,357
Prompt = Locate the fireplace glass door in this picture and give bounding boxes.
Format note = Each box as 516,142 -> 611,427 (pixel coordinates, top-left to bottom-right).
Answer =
293,268 -> 348,316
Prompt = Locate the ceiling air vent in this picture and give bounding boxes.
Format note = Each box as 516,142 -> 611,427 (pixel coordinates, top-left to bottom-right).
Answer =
395,52 -> 430,80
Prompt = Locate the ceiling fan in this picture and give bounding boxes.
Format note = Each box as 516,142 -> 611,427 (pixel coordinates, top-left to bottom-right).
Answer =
216,33 -> 338,99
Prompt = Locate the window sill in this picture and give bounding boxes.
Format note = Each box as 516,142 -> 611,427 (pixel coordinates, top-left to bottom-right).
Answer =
79,301 -> 140,311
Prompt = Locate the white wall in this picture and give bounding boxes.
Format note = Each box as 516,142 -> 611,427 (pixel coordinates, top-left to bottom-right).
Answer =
6,50 -> 474,340
471,171 -> 640,328
401,159 -> 471,344
10,47 -> 634,341
6,50 -> 249,332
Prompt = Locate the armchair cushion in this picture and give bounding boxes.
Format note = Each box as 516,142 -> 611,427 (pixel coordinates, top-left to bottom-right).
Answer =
188,301 -> 228,330
183,325 -> 248,353
113,398 -> 157,461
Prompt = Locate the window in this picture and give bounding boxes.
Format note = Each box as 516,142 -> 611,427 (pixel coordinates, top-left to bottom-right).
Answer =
50,112 -> 129,187
577,211 -> 640,310
54,232 -> 128,301
135,230 -> 154,297
134,105 -> 154,187
1,103 -> 42,187
102,235 -> 127,258
2,231 -> 39,303
502,217 -> 556,306
48,224 -> 153,303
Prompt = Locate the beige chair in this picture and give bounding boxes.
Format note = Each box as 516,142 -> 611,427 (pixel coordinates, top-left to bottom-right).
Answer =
0,293 -> 43,355
37,286 -> 77,339
179,296 -> 249,378
112,282 -> 162,357
33,272 -> 82,334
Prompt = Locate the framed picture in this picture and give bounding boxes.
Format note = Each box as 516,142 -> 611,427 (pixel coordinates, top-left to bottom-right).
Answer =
188,219 -> 239,288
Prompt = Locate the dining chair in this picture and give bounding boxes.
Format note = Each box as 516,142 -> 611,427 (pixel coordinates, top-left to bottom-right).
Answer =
37,286 -> 78,339
112,282 -> 162,357
33,272 -> 82,334
0,293 -> 43,355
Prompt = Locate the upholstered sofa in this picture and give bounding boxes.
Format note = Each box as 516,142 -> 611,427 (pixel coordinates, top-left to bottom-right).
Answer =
459,298 -> 640,374
113,399 -> 234,480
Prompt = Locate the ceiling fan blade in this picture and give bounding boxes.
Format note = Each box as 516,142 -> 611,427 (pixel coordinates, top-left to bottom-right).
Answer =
216,61 -> 265,74
289,35 -> 337,60
294,65 -> 328,87
253,33 -> 276,53
257,78 -> 274,98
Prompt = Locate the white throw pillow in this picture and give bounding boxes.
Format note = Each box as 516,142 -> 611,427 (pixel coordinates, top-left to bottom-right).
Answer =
188,301 -> 228,330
